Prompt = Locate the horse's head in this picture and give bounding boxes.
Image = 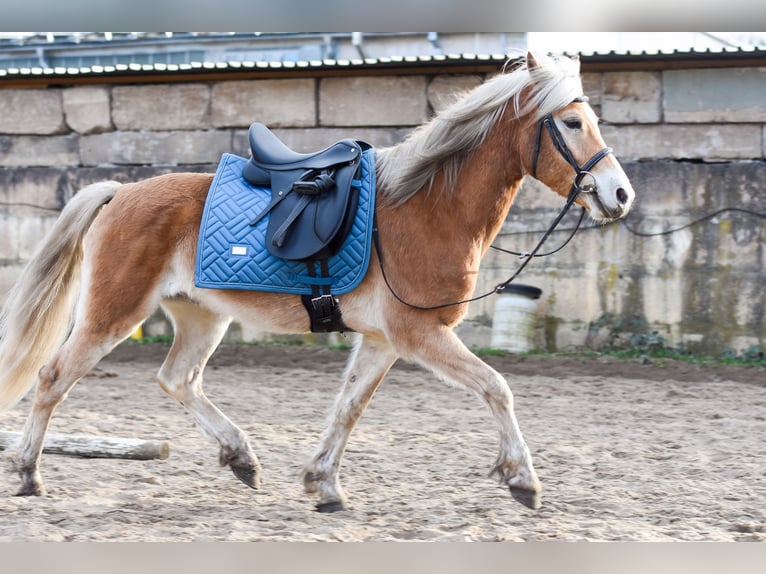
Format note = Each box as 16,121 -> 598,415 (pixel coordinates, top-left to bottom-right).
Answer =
521,52 -> 634,222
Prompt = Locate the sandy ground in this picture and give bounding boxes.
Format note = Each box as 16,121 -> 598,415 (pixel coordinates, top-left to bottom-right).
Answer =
0,342 -> 764,542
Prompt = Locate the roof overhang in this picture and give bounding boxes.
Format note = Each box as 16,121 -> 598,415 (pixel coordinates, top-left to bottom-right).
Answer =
1,48 -> 765,88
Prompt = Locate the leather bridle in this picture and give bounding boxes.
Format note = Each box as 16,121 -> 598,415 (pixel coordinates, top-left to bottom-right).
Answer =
531,96 -> 613,206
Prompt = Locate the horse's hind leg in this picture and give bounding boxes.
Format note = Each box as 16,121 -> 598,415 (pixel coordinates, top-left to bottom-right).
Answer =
303,334 -> 398,512
14,322 -> 144,496
405,327 -> 542,509
157,298 -> 260,489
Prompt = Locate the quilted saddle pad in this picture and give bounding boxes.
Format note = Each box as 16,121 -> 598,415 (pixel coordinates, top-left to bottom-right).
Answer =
194,150 -> 376,295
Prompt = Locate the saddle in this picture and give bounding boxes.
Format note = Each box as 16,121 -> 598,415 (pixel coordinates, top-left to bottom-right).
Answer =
243,123 -> 371,261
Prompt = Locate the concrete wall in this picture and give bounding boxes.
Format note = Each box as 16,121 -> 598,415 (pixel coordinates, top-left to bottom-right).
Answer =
1,65 -> 764,354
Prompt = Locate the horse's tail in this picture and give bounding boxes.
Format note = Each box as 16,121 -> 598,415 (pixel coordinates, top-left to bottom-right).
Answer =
0,181 -> 121,412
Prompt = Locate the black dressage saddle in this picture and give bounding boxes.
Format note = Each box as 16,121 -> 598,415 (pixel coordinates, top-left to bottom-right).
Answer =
243,123 -> 371,261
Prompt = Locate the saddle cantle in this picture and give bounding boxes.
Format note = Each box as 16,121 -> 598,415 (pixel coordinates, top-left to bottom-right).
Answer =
242,123 -> 371,261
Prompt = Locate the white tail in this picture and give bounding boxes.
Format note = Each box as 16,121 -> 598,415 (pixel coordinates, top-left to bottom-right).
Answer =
0,181 -> 121,412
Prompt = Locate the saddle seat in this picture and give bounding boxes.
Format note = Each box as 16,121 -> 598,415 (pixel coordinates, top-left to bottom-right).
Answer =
245,122 -> 363,178
240,123 -> 371,262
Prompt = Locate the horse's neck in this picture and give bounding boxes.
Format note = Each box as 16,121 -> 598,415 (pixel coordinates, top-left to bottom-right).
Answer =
378,137 -> 522,318
450,144 -> 524,253
416,122 -> 525,256
375,128 -> 524,302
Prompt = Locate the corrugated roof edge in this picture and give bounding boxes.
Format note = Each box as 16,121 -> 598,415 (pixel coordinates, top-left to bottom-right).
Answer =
1,47 -> 765,80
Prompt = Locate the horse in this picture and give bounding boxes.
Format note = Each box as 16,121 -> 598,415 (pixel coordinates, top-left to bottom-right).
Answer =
0,52 -> 634,512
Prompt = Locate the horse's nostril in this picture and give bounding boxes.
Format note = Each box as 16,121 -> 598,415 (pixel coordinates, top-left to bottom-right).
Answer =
616,187 -> 629,206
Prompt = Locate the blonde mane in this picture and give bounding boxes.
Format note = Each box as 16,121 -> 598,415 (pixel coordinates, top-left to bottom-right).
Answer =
376,53 -> 584,206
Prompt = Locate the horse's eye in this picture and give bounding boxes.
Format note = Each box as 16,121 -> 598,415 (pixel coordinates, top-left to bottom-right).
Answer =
563,118 -> 582,130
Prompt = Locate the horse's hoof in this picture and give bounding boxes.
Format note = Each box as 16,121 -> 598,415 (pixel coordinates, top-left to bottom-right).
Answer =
231,464 -> 260,490
316,500 -> 345,513
510,486 -> 541,510
15,482 -> 45,497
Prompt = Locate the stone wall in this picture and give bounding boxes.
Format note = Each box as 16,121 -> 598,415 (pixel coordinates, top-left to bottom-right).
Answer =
484,66 -> 766,353
1,65 -> 764,353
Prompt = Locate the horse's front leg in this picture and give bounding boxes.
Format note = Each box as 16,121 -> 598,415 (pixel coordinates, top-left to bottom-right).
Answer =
303,334 -> 398,512
407,326 -> 541,509
158,299 -> 260,489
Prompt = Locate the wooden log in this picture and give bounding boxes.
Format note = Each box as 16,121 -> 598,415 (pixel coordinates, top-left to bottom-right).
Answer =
0,431 -> 170,460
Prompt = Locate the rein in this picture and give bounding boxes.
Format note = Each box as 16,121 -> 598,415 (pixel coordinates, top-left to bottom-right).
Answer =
374,99 -> 613,311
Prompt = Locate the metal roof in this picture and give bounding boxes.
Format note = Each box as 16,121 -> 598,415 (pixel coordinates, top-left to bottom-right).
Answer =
1,46 -> 765,84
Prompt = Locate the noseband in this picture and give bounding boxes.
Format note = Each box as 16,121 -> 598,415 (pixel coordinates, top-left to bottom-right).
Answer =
531,97 -> 613,205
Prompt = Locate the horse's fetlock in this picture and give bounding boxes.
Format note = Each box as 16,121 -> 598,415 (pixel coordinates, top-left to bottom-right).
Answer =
218,445 -> 244,467
303,469 -> 321,489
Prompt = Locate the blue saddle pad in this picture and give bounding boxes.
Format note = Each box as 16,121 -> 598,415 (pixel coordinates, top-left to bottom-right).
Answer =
194,150 -> 376,295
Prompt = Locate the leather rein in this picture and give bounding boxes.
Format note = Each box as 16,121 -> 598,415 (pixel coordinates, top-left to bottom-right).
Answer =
373,97 -> 613,311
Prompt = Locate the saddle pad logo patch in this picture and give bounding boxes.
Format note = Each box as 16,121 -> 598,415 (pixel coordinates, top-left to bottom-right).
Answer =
194,151 -> 376,295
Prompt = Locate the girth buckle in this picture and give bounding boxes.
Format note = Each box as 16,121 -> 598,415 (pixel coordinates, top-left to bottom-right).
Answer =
310,294 -> 338,318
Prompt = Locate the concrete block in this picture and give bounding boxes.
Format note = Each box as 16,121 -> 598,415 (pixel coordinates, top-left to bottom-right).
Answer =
112,84 -> 210,130
62,86 -> 112,134
0,263 -> 26,303
733,275 -> 766,330
0,167 -> 64,210
641,273 -> 684,325
602,71 -> 661,123
231,126 -> 412,157
581,72 -> 602,107
426,74 -> 483,114
511,178 -> 574,211
664,67 -> 766,123
80,131 -> 231,166
211,79 -> 316,128
0,214 -> 19,260
538,266 -> 603,323
0,89 -> 65,135
0,135 -> 80,167
553,321 -> 590,351
319,75 -> 428,127
454,319 -> 492,350
18,215 -> 59,260
71,165 -> 216,190
599,124 -> 762,161
626,160 -> 766,217
713,218 -> 765,271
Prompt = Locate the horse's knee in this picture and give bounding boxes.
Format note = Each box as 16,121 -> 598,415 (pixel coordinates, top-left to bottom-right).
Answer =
479,372 -> 514,412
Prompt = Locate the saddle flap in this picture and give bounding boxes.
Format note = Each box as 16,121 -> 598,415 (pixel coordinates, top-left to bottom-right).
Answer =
264,160 -> 360,260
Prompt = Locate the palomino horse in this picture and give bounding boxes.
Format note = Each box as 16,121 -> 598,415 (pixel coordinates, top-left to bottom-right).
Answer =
0,52 -> 634,511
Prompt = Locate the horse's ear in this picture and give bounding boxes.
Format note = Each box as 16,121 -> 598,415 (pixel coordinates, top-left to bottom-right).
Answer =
526,52 -> 540,72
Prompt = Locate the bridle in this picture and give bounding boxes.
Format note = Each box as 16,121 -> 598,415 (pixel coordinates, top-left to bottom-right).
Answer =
373,97 -> 613,311
531,96 -> 613,201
